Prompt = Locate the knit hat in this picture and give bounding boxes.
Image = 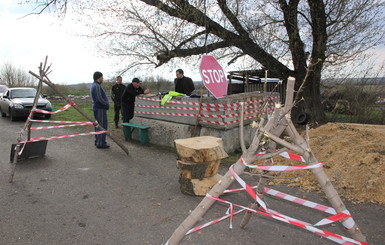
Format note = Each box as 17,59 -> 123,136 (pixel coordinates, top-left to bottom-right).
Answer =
132,78 -> 141,83
93,71 -> 103,80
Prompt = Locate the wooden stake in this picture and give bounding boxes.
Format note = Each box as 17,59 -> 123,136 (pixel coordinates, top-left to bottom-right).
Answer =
239,102 -> 246,153
193,86 -> 205,137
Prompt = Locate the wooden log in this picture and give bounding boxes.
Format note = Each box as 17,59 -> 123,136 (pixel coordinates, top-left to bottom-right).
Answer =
179,174 -> 223,196
177,159 -> 221,180
174,136 -> 228,162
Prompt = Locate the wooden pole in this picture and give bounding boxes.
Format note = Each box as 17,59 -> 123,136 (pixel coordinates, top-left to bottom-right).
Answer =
284,119 -> 366,242
238,102 -> 246,153
263,70 -> 268,93
193,86 -> 205,137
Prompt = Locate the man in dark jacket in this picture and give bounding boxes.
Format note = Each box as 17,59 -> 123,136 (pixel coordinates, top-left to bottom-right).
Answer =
121,78 -> 150,123
174,69 -> 195,96
111,76 -> 126,128
90,71 -> 110,148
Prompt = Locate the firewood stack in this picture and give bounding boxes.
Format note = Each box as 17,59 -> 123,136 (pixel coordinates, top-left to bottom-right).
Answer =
175,136 -> 228,196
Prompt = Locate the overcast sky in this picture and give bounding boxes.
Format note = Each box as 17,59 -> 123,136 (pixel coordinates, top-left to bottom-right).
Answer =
0,0 -> 384,86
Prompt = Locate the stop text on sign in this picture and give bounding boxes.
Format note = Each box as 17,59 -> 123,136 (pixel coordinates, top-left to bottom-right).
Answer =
199,55 -> 228,98
201,69 -> 226,84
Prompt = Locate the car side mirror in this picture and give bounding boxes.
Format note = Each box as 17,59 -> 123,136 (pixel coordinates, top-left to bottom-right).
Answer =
3,95 -> 8,99
42,94 -> 48,98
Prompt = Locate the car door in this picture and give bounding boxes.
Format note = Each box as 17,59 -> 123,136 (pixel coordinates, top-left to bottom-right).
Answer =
0,90 -> 10,113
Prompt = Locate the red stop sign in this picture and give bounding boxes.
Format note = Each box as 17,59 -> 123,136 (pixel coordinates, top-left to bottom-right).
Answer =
199,55 -> 228,98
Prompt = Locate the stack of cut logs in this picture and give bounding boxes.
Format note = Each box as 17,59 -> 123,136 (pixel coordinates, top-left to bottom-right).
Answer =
175,136 -> 228,196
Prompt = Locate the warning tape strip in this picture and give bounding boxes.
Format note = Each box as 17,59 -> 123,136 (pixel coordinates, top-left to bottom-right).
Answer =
29,120 -> 95,124
239,156 -> 323,171
135,108 -> 273,120
185,208 -> 245,235
198,109 -> 273,125
137,96 -> 279,108
135,101 -> 269,112
263,187 -> 336,214
19,131 -> 107,144
229,165 -> 267,211
32,102 -> 75,114
204,195 -> 365,245
31,122 -> 94,130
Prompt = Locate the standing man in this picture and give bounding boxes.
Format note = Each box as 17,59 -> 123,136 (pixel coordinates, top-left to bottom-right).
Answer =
174,68 -> 195,96
121,78 -> 150,123
90,71 -> 110,149
111,76 -> 126,128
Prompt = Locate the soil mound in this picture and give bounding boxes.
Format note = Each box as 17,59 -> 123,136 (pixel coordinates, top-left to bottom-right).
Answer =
269,123 -> 385,204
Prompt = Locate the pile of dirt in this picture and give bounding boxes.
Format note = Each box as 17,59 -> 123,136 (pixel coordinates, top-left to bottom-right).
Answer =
266,123 -> 385,204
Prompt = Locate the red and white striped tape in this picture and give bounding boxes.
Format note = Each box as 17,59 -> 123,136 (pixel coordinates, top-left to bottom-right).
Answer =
32,102 -> 75,114
257,151 -> 324,164
30,119 -> 95,124
136,100 -> 270,112
203,195 -> 365,245
135,111 -> 197,117
239,156 -> 323,171
263,187 -> 336,214
229,165 -> 267,211
31,122 -> 94,130
20,131 -> 107,144
185,209 -> 245,235
198,110 -> 273,125
137,96 -> 279,108
224,185 -> 354,230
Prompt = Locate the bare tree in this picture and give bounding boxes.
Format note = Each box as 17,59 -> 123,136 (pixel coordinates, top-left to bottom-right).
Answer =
27,0 -> 385,123
0,62 -> 37,87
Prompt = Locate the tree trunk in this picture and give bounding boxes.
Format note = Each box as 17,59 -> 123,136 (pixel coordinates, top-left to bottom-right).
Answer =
302,66 -> 327,124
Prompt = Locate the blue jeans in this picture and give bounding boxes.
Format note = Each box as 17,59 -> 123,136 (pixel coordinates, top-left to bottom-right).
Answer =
93,108 -> 108,146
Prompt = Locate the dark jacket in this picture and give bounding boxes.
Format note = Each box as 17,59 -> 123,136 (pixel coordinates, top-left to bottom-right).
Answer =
174,76 -> 195,96
121,83 -> 144,105
90,81 -> 109,110
111,83 -> 126,105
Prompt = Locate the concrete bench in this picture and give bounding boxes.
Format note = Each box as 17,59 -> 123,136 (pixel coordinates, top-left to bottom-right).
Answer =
122,123 -> 150,144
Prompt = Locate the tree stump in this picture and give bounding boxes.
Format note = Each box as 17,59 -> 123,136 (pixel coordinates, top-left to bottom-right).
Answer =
175,136 -> 228,196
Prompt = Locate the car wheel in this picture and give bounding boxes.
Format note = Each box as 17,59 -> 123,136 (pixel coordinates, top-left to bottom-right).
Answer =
0,108 -> 6,117
10,109 -> 17,121
44,114 -> 51,119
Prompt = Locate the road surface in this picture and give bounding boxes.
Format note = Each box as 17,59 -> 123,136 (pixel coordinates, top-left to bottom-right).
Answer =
0,116 -> 384,244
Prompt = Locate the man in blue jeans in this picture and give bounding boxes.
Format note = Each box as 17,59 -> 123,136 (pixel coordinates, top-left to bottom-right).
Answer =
90,71 -> 110,148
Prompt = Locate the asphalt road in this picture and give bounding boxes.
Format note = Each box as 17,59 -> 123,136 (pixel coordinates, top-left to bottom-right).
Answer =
0,116 -> 384,245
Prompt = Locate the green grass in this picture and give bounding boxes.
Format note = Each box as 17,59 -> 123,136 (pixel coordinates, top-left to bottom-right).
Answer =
221,151 -> 242,167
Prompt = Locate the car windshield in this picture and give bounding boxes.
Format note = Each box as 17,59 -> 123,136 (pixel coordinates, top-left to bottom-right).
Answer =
10,89 -> 38,99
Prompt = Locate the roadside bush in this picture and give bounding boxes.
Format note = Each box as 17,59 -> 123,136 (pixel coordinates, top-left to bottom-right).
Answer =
322,79 -> 385,124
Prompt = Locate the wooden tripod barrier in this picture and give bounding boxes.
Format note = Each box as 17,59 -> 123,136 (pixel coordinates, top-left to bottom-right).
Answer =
166,77 -> 366,244
29,68 -> 129,156
9,60 -> 48,182
10,56 -> 129,183
167,107 -> 283,244
175,136 -> 228,196
240,76 -> 296,228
